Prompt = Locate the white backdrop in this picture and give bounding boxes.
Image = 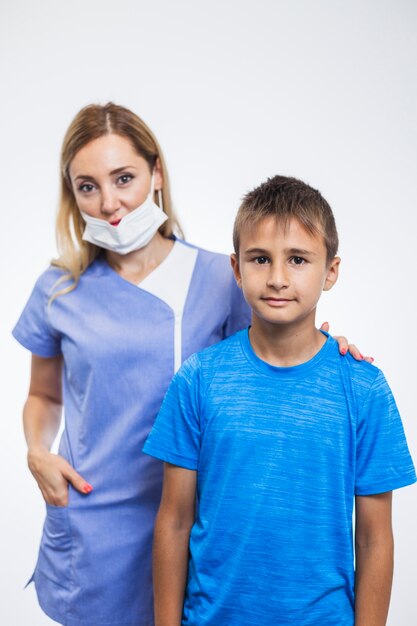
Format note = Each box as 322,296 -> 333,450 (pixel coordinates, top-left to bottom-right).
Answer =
1,1 -> 416,624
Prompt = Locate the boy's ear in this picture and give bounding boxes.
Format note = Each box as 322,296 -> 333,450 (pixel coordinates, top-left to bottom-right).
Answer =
230,253 -> 242,288
323,256 -> 341,292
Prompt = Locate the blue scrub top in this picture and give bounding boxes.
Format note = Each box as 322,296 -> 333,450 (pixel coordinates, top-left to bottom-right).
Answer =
13,241 -> 250,626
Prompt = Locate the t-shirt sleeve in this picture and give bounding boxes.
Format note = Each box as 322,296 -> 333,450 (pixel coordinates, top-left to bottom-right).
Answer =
12,271 -> 62,357
355,370 -> 416,495
143,354 -> 203,470
223,274 -> 251,338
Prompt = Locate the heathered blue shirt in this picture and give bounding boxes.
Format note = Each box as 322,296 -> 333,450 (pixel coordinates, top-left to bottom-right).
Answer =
143,329 -> 416,626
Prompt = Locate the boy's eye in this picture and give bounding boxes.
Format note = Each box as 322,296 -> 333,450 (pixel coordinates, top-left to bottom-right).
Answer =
290,256 -> 306,265
254,256 -> 270,264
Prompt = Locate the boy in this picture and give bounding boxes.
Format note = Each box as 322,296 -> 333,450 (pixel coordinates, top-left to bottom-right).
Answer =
143,176 -> 416,625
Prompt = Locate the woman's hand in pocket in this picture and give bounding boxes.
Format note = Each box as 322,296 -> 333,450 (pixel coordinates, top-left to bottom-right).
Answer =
28,448 -> 93,506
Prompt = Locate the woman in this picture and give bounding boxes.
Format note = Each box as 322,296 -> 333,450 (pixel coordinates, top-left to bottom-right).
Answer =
13,103 -> 366,626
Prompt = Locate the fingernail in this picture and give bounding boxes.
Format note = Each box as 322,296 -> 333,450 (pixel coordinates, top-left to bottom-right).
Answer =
83,484 -> 93,494
359,353 -> 364,360
341,348 -> 347,355
370,357 -> 374,363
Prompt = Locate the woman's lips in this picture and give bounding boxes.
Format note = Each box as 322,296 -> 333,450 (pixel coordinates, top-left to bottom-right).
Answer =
110,219 -> 122,227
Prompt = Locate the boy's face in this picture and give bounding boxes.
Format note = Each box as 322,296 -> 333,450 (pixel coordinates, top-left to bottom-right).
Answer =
231,216 -> 340,330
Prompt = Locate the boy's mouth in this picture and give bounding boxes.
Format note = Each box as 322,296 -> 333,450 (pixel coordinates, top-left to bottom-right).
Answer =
261,297 -> 293,306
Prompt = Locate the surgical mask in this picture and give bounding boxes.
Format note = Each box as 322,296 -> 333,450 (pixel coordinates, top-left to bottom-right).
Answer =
80,175 -> 168,255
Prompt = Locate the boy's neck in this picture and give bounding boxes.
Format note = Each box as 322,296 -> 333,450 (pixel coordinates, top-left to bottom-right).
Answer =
249,313 -> 326,367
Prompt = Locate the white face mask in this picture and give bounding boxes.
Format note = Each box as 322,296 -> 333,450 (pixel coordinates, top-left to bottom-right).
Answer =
80,175 -> 168,255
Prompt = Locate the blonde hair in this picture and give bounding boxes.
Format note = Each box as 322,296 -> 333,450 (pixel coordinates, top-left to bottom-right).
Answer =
52,102 -> 182,298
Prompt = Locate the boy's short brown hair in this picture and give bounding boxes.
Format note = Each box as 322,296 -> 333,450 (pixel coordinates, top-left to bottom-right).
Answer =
233,175 -> 339,264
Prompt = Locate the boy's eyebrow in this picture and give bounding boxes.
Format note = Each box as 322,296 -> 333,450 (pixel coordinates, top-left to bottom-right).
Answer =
243,247 -> 318,256
285,247 -> 318,256
243,247 -> 270,255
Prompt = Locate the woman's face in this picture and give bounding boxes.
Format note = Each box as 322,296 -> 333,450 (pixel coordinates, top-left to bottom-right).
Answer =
69,134 -> 162,225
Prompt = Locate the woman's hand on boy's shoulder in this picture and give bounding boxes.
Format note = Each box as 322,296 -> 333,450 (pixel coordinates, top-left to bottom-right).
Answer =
320,322 -> 374,364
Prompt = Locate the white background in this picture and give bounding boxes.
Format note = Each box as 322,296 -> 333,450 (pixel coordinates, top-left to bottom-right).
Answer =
1,1 -> 416,624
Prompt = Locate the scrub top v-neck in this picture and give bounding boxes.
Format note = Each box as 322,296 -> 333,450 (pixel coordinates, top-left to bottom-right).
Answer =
13,239 -> 250,626
139,240 -> 198,372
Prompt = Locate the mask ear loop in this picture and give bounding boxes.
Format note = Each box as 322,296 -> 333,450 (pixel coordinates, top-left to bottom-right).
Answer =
151,169 -> 164,212
157,188 -> 164,212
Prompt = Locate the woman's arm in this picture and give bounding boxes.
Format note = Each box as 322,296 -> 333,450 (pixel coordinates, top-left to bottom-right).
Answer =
354,492 -> 394,626
153,463 -> 197,626
24,354 -> 92,506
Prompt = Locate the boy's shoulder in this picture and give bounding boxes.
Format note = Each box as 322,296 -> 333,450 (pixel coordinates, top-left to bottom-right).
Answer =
334,344 -> 389,410
343,350 -> 382,385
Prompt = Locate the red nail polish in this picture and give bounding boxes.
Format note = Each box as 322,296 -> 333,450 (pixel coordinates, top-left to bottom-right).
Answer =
370,357 -> 374,363
341,348 -> 347,355
359,354 -> 364,359
83,484 -> 93,494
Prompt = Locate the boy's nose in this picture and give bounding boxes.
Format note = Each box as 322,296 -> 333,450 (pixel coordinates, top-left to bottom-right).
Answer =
266,265 -> 289,290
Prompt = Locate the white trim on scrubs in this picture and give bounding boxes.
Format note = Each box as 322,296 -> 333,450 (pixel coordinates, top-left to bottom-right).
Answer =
140,240 -> 198,372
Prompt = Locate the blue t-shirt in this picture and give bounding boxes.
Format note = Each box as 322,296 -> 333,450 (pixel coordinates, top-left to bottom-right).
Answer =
143,329 -> 416,626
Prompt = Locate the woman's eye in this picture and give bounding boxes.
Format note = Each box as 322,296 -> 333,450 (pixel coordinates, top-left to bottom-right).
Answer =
79,183 -> 95,193
117,174 -> 133,185
254,256 -> 269,264
290,256 -> 305,265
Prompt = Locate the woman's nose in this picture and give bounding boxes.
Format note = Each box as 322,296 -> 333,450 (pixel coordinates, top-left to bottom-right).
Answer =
100,186 -> 120,214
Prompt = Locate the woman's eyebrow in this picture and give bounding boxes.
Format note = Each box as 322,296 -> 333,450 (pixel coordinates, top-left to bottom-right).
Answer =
74,165 -> 136,181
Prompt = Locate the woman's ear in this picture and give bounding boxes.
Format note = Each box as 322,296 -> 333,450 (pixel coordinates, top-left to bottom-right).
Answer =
154,157 -> 163,191
230,253 -> 242,288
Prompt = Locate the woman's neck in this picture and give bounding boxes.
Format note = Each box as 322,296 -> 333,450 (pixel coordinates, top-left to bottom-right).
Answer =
105,233 -> 175,285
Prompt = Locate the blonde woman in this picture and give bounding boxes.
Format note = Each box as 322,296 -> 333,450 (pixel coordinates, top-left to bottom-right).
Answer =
13,103 -> 367,626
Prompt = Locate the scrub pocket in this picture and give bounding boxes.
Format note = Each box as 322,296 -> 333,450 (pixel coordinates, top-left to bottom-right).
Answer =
36,504 -> 73,588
